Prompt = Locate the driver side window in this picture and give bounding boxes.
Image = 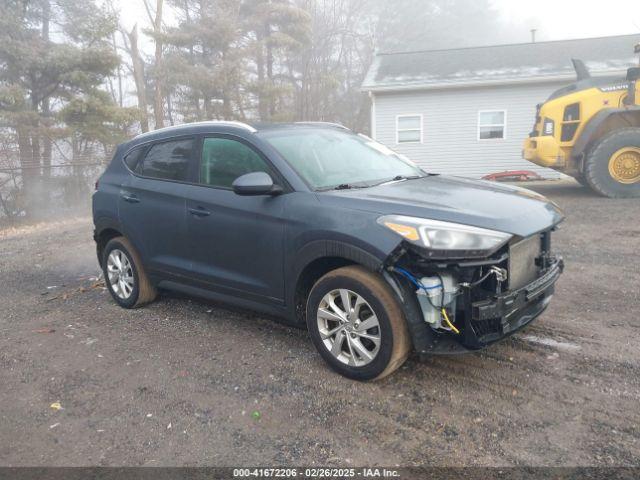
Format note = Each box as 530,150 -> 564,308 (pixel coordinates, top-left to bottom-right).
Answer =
200,137 -> 272,189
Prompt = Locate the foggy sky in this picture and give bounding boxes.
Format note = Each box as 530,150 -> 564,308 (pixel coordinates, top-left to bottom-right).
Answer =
492,0 -> 639,43
117,0 -> 640,55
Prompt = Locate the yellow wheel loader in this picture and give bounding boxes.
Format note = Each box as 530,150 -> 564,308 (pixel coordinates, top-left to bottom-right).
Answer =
523,43 -> 640,198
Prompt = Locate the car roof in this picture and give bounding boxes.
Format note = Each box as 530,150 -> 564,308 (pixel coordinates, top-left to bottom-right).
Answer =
124,121 -> 351,149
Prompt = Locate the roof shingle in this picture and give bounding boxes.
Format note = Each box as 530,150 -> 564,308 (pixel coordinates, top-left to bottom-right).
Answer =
362,34 -> 640,91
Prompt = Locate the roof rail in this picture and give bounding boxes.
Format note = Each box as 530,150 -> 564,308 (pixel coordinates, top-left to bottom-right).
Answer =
134,120 -> 257,139
200,120 -> 257,133
295,121 -> 349,130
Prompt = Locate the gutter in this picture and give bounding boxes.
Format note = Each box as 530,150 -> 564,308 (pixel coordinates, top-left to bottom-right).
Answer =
360,69 -> 629,94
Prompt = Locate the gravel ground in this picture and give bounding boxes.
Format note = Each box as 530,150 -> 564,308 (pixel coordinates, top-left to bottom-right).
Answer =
0,180 -> 639,467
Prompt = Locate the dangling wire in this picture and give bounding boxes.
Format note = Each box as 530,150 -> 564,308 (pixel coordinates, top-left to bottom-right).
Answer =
440,308 -> 460,334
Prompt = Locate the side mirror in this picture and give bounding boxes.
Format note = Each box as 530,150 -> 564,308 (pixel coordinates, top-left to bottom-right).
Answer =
232,172 -> 283,196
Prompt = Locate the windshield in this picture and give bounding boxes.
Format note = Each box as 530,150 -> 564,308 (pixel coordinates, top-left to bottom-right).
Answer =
261,129 -> 425,190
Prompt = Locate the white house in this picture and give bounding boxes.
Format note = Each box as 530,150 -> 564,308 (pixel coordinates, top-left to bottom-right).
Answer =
362,34 -> 640,178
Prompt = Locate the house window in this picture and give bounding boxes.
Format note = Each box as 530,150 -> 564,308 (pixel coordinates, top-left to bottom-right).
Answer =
396,115 -> 422,143
478,110 -> 506,140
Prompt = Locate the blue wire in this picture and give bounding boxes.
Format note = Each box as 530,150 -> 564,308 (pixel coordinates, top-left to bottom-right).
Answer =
393,267 -> 442,291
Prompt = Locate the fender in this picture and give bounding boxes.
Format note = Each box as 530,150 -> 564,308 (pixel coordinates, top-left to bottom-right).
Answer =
93,215 -> 122,241
285,239 -> 387,321
290,239 -> 385,278
93,215 -> 149,268
93,215 -> 124,265
572,106 -> 640,159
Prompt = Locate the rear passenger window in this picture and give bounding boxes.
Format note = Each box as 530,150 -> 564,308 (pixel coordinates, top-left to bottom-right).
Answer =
123,146 -> 146,171
137,138 -> 194,181
200,137 -> 272,188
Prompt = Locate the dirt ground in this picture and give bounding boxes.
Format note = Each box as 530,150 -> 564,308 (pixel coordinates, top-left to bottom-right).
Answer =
0,180 -> 639,467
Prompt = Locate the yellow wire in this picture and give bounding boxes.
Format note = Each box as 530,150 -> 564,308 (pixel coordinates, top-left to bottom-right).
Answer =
441,308 -> 460,334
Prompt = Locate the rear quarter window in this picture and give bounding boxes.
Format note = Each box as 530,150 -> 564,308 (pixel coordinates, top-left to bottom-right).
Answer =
136,138 -> 194,182
123,146 -> 146,171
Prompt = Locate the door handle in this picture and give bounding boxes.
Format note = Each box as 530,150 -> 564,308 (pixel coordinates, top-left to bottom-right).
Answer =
188,206 -> 211,217
121,193 -> 140,203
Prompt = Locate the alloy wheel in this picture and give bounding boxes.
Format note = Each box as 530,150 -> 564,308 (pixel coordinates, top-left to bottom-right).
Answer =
316,288 -> 381,367
106,249 -> 135,300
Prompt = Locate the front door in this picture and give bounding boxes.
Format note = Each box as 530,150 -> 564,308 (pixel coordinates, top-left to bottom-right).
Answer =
185,135 -> 287,302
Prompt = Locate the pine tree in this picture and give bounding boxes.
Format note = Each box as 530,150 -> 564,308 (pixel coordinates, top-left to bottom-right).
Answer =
241,0 -> 311,120
0,0 -> 134,213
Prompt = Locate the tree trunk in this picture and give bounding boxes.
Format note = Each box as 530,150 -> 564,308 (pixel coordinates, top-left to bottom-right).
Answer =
17,126 -> 34,204
153,0 -> 165,129
221,49 -> 232,119
42,99 -> 52,179
265,22 -> 275,119
111,31 -> 124,107
256,29 -> 267,120
127,25 -> 150,133
167,94 -> 174,126
42,0 -> 52,180
30,93 -> 41,176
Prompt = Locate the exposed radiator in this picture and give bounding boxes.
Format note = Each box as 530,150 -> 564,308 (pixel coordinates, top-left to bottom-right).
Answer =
509,235 -> 541,290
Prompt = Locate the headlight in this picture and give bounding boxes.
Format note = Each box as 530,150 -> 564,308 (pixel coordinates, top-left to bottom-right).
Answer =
378,215 -> 512,258
542,118 -> 555,136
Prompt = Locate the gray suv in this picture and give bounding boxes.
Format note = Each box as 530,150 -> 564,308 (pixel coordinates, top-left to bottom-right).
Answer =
93,121 -> 564,380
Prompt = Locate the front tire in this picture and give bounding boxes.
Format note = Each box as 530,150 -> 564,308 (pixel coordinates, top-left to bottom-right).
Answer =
584,128 -> 640,198
306,266 -> 411,381
102,236 -> 157,308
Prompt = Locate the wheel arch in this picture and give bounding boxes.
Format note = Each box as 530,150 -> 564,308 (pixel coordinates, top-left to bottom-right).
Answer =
94,216 -> 125,267
287,240 -> 386,325
573,107 -> 640,163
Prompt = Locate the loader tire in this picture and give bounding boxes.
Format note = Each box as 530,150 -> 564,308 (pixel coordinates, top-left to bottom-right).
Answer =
584,128 -> 640,198
574,175 -> 589,188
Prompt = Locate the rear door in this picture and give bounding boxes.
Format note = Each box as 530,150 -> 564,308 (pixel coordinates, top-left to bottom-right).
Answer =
118,136 -> 197,277
184,134 -> 287,302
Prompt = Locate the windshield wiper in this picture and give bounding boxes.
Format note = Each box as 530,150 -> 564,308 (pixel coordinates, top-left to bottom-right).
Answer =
392,175 -> 422,181
374,175 -> 423,186
318,183 -> 369,191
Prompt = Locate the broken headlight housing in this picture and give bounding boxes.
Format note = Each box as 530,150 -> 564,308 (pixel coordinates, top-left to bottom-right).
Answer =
378,215 -> 512,258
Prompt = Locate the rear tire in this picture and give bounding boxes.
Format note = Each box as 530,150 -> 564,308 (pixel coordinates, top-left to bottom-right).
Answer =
306,266 -> 411,381
584,128 -> 640,198
102,236 -> 157,309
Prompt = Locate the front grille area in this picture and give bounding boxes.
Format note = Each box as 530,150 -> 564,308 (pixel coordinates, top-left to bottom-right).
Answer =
509,235 -> 541,290
473,317 -> 502,337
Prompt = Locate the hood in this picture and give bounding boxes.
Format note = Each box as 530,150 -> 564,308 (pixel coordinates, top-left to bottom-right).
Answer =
317,175 -> 564,238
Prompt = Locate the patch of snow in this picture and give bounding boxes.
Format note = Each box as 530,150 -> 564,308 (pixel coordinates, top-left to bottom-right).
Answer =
518,334 -> 581,351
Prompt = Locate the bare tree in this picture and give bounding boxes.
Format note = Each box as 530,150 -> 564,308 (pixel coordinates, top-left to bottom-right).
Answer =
144,0 -> 166,129
125,24 -> 150,133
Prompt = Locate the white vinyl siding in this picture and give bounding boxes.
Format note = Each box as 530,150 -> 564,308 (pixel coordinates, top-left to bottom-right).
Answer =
396,114 -> 422,144
478,110 -> 506,140
373,82 -> 567,178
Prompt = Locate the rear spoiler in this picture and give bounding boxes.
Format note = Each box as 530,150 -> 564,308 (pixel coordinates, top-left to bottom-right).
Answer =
571,59 -> 591,81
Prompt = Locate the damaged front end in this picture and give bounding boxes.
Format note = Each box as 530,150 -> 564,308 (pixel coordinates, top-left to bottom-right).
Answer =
380,225 -> 564,355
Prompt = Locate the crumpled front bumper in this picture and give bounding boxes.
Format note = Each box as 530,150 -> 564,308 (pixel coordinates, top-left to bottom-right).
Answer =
463,256 -> 564,348
390,256 -> 564,356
